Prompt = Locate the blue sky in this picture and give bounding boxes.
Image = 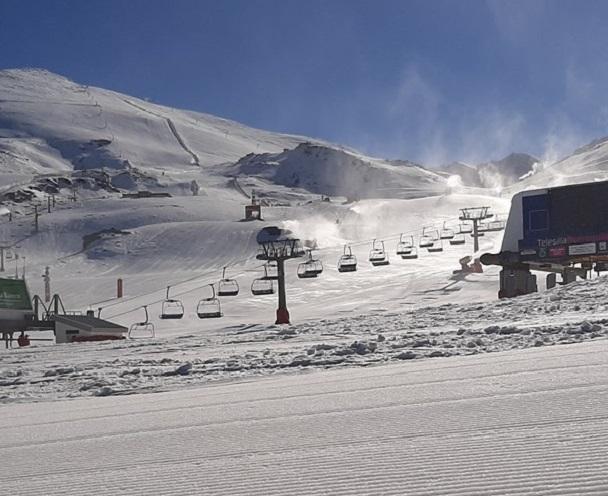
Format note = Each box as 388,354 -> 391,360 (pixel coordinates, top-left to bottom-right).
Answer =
2,0 -> 608,165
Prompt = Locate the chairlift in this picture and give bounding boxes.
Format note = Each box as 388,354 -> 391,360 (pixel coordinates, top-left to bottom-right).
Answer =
449,233 -> 466,245
297,250 -> 323,279
401,246 -> 419,259
429,227 -> 440,241
396,234 -> 414,255
477,222 -> 490,233
440,221 -> 455,240
419,227 -> 435,248
486,221 -> 504,231
160,286 -> 184,320
427,238 -> 444,253
251,266 -> 275,296
486,215 -> 506,231
459,222 -> 473,234
129,305 -> 155,338
263,261 -> 279,280
218,267 -> 239,296
369,239 -> 390,266
338,245 -> 357,272
197,284 -> 222,318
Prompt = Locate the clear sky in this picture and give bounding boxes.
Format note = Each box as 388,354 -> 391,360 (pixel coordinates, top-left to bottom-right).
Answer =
1,0 -> 608,165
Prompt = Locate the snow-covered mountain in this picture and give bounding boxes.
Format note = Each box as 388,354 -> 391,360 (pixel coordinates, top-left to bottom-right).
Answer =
228,143 -> 446,199
0,68 -> 309,176
0,68 -> 450,200
514,136 -> 608,190
7,68 -> 608,203
477,152 -> 539,187
436,161 -> 481,186
437,153 -> 539,189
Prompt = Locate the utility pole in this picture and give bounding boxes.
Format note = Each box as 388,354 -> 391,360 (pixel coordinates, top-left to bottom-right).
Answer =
0,246 -> 5,272
14,253 -> 19,279
47,195 -> 51,213
43,266 -> 51,302
34,205 -> 39,233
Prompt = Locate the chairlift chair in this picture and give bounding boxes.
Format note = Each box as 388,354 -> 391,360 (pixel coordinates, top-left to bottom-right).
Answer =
251,266 -> 275,295
197,284 -> 223,318
419,227 -> 435,248
129,305 -> 155,338
486,221 -> 503,231
486,215 -> 506,231
449,233 -> 466,245
477,222 -> 490,233
338,245 -> 357,272
262,261 -> 279,280
459,222 -> 473,234
369,239 -> 390,266
440,222 -> 455,240
218,267 -> 239,296
160,286 -> 184,319
297,250 -> 323,279
401,246 -> 419,260
427,238 -> 444,253
396,234 -> 414,255
297,264 -> 317,279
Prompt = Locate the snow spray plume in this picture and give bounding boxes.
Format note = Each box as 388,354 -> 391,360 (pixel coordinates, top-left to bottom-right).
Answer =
282,216 -> 345,249
445,174 -> 464,194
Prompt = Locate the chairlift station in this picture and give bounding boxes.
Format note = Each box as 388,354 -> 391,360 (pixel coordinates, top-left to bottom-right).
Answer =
482,179 -> 608,297
0,277 -> 127,347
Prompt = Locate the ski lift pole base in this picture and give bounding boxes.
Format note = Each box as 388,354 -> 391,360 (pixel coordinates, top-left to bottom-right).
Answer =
275,307 -> 290,325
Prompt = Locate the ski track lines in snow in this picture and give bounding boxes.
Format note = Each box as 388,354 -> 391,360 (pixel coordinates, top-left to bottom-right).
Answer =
1,341 -> 607,496
121,98 -> 200,166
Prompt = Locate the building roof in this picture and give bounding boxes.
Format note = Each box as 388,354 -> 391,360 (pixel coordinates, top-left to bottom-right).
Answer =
54,314 -> 127,331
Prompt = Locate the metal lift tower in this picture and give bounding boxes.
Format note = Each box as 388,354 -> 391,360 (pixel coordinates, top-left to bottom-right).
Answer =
459,206 -> 492,253
256,227 -> 305,324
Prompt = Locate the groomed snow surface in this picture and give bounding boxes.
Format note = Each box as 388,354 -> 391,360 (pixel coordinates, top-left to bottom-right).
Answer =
1,339 -> 607,496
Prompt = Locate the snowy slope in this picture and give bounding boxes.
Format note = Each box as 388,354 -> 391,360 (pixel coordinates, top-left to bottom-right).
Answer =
0,68 -> 310,176
1,68 -> 451,201
2,265 -> 608,402
2,190 -> 508,338
1,339 -> 607,495
514,135 -> 608,190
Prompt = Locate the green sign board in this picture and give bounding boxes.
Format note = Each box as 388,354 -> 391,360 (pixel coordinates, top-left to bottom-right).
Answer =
0,278 -> 32,311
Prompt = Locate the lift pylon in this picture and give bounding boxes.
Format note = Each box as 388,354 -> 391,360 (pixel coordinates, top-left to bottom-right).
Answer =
459,207 -> 492,252
256,226 -> 305,324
